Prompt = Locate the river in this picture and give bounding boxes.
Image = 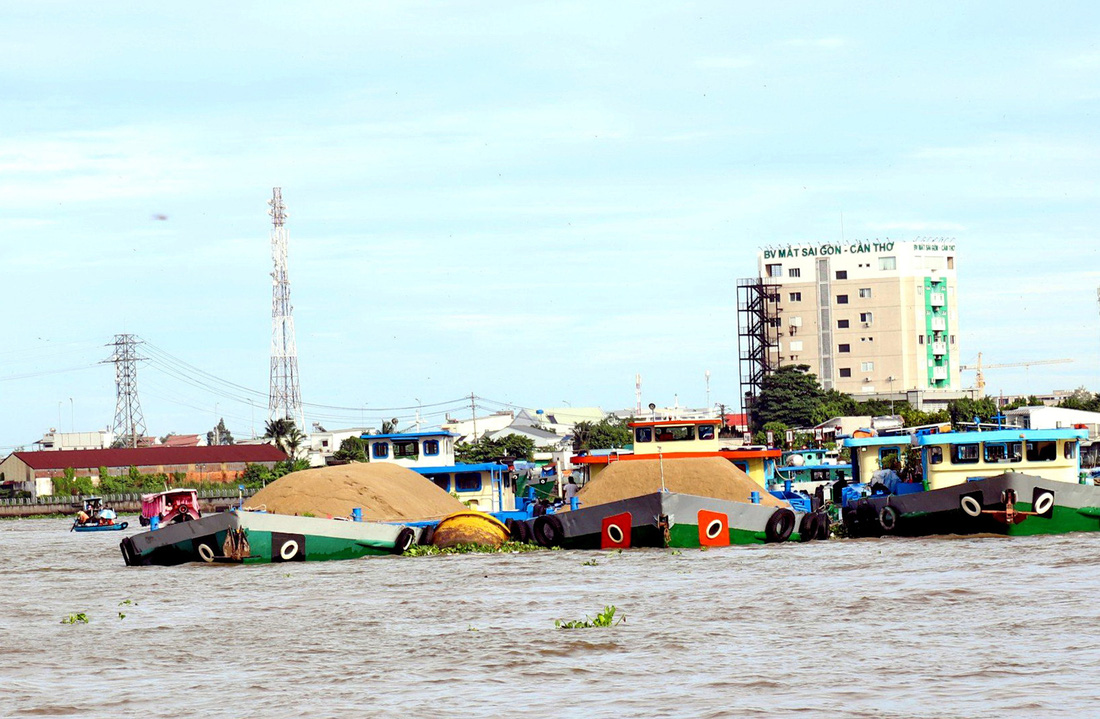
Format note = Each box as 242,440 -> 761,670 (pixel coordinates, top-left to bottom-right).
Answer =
3,518 -> 1099,718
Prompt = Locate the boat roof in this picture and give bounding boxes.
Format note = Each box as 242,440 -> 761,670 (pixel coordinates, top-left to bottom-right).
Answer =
409,462 -> 507,473
913,428 -> 1087,446
777,463 -> 853,471
629,419 -> 721,428
843,436 -> 914,447
573,448 -> 780,465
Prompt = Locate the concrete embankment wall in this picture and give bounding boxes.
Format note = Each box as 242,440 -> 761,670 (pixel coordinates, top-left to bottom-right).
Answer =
0,489 -> 257,518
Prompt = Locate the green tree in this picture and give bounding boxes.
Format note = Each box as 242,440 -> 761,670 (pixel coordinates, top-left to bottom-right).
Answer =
572,417 -> 632,451
455,435 -> 535,464
1001,395 -> 1044,411
1058,387 -> 1100,412
947,397 -> 999,426
333,436 -> 368,462
753,364 -> 826,430
207,418 -> 235,446
263,418 -> 303,458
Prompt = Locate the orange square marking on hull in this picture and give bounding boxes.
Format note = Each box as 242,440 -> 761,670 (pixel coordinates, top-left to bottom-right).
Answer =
698,510 -> 730,547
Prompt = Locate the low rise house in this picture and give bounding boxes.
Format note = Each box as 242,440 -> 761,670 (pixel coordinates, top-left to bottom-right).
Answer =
1005,406 -> 1100,439
0,445 -> 287,498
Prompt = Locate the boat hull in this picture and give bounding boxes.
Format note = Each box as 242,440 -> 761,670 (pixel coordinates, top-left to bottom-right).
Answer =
72,522 -> 128,532
843,471 -> 1100,538
522,491 -> 819,549
120,511 -> 420,566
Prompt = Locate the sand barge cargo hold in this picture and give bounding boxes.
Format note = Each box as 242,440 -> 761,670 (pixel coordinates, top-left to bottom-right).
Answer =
120,463 -> 467,565
515,457 -> 829,549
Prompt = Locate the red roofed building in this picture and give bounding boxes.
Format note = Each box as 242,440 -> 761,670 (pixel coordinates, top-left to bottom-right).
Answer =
0,445 -> 287,497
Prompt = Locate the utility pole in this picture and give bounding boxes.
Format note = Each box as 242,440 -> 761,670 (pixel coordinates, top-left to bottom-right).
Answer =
268,187 -> 304,430
105,334 -> 147,448
470,393 -> 478,441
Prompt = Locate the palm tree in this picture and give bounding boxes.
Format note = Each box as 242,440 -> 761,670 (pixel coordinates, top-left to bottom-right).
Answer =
263,418 -> 298,457
284,426 -> 306,459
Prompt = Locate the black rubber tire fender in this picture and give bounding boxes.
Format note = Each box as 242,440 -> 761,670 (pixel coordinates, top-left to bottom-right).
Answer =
393,527 -> 415,554
878,505 -> 900,533
515,520 -> 531,543
533,515 -> 564,547
798,512 -> 819,542
764,508 -> 796,543
418,524 -> 436,547
815,512 -> 830,540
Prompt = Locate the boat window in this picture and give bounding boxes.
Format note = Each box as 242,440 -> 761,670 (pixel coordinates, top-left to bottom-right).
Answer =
1026,441 -> 1057,462
732,461 -> 749,474
1065,441 -> 1078,460
455,472 -> 482,492
393,440 -> 418,459
879,447 -> 900,464
372,442 -> 389,459
984,442 -> 1022,463
634,427 -> 653,443
951,443 -> 980,464
655,425 -> 694,442
697,424 -> 716,440
427,474 -> 450,491
423,439 -> 440,456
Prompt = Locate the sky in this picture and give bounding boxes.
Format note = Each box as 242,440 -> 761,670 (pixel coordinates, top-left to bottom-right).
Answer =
2,1 -> 1100,449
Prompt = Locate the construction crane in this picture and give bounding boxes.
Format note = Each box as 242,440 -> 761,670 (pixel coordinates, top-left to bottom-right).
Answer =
960,352 -> 1073,394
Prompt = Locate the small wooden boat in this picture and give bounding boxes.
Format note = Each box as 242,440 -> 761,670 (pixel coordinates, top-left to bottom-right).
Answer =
72,520 -> 129,532
70,496 -> 127,532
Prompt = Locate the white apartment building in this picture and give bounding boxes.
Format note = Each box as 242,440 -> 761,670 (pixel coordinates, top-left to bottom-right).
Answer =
745,238 -> 963,401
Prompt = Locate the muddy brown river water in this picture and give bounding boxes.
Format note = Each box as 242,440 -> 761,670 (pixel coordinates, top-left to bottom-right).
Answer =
4,518 -> 1100,718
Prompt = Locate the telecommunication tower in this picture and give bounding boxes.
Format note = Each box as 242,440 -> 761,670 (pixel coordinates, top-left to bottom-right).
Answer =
268,187 -> 304,429
107,334 -> 147,448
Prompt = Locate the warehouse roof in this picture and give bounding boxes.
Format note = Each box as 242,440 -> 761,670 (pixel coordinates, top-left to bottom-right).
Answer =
10,444 -> 287,470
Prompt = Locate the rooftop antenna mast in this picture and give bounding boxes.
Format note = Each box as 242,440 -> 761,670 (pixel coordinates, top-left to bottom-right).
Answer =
705,369 -> 711,410
635,373 -> 642,415
268,187 -> 304,430
106,334 -> 147,448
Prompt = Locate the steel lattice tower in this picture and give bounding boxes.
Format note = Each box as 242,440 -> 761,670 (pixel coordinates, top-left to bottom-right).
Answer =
267,187 -> 304,429
107,334 -> 147,448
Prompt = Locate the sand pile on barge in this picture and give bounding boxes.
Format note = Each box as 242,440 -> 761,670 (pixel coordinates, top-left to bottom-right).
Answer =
573,457 -> 785,508
246,463 -> 466,521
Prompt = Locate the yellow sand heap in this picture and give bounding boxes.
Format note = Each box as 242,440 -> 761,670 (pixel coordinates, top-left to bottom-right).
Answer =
247,462 -> 466,521
574,456 -> 786,508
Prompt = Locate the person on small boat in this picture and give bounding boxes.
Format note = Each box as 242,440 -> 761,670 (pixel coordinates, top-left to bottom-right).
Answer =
98,508 -> 117,526
75,509 -> 90,525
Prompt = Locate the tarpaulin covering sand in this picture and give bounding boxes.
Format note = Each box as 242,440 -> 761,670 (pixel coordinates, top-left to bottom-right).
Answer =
574,457 -> 785,508
246,463 -> 466,521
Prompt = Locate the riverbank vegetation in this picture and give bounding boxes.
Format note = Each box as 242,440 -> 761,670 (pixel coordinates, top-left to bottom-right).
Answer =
555,605 -> 623,629
404,541 -> 548,556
